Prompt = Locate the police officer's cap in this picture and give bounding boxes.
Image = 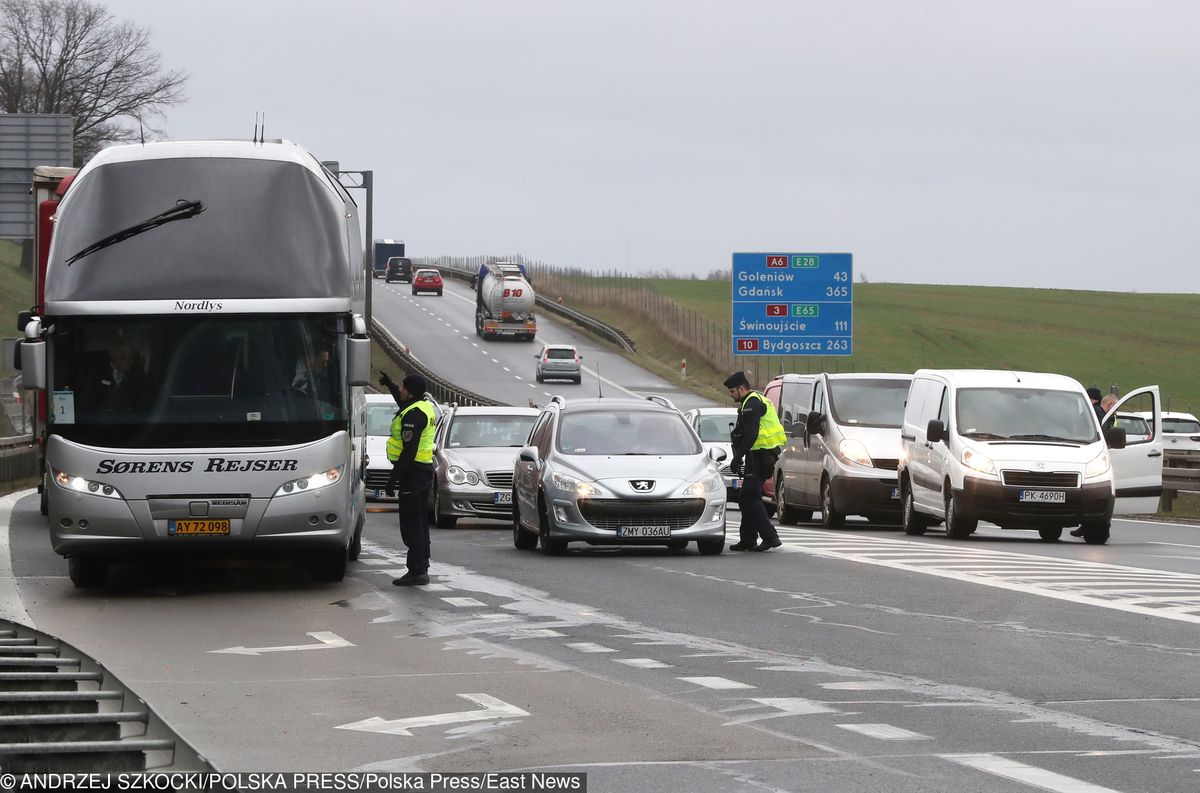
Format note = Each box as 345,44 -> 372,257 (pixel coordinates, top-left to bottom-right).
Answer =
723,371 -> 750,389
403,373 -> 428,395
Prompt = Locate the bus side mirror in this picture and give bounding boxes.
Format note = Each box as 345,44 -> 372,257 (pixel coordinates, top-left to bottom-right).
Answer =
346,314 -> 370,386
18,317 -> 46,391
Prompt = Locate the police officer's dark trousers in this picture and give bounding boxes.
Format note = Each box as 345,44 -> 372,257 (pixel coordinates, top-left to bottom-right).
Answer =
737,450 -> 780,546
397,466 -> 433,575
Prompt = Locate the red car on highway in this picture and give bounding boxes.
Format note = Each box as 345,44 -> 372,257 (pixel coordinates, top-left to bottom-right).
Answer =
412,268 -> 444,296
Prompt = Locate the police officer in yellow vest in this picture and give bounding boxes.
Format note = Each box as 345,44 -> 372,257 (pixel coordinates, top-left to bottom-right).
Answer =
724,371 -> 786,552
379,371 -> 437,585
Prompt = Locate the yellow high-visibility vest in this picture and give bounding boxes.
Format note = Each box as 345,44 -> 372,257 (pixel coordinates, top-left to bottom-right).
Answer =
386,400 -> 436,463
742,391 -> 786,450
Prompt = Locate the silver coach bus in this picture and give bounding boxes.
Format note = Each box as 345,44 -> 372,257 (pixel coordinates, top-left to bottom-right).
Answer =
18,140 -> 370,587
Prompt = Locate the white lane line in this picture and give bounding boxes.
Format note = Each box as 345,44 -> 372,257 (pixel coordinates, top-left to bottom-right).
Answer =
502,367 -> 510,372
492,358 -> 499,363
822,681 -> 903,691
614,658 -> 672,669
1148,542 -> 1200,549
838,723 -> 931,741
442,597 -> 487,608
564,642 -> 616,654
677,676 -> 755,690
512,628 -> 565,638
471,343 -> 478,347
462,335 -> 469,340
942,753 -> 1123,793
722,698 -> 838,726
543,392 -> 552,397
528,384 -> 536,388
514,376 -> 523,380
480,349 -> 489,355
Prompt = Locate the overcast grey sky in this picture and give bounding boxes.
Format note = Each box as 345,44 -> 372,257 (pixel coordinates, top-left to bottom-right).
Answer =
105,0 -> 1199,292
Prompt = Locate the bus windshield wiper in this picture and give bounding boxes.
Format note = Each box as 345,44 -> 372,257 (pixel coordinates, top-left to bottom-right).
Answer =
1008,433 -> 1080,444
66,199 -> 205,265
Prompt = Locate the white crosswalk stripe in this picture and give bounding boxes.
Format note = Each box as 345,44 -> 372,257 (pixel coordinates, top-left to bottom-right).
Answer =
774,527 -> 1200,624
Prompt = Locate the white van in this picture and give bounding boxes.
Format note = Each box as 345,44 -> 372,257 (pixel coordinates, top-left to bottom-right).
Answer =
775,373 -> 912,527
898,370 -> 1162,544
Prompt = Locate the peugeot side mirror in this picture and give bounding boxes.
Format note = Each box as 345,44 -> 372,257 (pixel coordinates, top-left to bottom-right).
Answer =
1104,426 -> 1127,450
519,446 -> 539,464
927,419 -> 945,444
709,447 -> 728,463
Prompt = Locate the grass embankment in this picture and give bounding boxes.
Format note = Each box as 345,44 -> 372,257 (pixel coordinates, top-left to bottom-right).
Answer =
0,242 -> 32,377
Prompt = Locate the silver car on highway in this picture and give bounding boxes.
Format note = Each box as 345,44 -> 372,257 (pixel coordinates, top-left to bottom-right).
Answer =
512,396 -> 727,554
430,405 -> 540,528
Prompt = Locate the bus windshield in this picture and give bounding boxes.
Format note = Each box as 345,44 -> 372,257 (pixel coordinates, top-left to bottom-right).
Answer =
48,315 -> 347,448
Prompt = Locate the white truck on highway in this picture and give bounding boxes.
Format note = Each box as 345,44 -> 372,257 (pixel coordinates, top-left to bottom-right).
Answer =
474,261 -> 537,341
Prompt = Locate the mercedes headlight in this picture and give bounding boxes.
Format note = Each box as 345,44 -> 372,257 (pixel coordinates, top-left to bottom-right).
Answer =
446,465 -> 480,486
837,439 -> 873,467
551,471 -> 602,498
683,475 -> 721,496
1085,451 -> 1111,479
961,448 -> 996,476
275,465 -> 344,496
52,468 -> 123,499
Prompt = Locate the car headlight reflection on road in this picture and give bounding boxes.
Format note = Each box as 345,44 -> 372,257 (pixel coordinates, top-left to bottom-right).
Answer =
446,465 -> 481,486
683,475 -> 721,496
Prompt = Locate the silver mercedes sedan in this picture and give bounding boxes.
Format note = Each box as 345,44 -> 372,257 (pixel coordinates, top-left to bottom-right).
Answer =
429,406 -> 540,528
513,396 -> 727,554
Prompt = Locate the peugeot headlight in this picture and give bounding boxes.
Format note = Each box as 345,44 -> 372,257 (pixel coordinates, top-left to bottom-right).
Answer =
52,468 -> 123,499
961,448 -> 996,476
275,465 -> 344,496
1084,451 -> 1111,479
837,439 -> 873,467
551,471 -> 602,498
446,465 -> 480,486
684,475 -> 721,496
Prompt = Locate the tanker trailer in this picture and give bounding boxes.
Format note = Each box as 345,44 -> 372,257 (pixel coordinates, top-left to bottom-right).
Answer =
474,262 -> 537,341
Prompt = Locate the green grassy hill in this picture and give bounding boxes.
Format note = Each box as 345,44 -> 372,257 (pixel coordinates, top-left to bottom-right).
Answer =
0,241 -> 33,376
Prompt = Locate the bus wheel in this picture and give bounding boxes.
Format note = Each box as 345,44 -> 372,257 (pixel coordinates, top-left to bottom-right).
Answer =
68,556 -> 108,589
348,518 -> 363,562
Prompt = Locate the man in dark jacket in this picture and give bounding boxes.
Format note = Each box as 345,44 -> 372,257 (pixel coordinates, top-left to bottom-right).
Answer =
380,371 -> 437,585
724,371 -> 786,552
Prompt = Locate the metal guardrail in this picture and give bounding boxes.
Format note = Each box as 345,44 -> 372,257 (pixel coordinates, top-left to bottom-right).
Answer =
370,319 -> 507,407
430,262 -> 638,353
0,434 -> 37,492
1156,449 -> 1198,512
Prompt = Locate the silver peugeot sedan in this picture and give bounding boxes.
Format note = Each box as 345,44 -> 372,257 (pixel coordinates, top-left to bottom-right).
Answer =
512,396 -> 727,554
430,405 -> 540,528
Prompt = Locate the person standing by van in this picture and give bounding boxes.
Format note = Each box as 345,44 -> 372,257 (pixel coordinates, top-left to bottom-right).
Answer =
724,371 -> 786,551
380,371 -> 437,585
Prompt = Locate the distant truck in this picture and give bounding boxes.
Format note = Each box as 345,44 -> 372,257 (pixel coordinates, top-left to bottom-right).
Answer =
372,239 -> 405,278
474,261 -> 536,341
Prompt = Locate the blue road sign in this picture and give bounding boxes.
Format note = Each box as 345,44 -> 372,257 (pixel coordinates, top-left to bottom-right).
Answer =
731,253 -> 853,356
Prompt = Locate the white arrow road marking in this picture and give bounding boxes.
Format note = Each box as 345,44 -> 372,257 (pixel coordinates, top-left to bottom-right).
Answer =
210,631 -> 353,656
336,693 -> 529,736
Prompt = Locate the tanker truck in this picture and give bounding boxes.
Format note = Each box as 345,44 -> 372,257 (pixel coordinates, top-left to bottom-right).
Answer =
475,262 -> 537,341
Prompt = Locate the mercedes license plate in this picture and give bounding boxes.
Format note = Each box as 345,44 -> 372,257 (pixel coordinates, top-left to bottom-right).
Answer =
493,491 -> 513,504
618,525 -> 671,538
1019,490 -> 1066,504
169,519 -> 231,536
890,487 -> 900,499
731,478 -> 743,489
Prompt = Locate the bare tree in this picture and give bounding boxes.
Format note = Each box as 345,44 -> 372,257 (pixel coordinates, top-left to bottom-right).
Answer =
0,0 -> 187,164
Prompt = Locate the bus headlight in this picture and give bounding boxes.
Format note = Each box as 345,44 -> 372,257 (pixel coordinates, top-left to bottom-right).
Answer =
51,468 -> 123,499
275,465 -> 344,496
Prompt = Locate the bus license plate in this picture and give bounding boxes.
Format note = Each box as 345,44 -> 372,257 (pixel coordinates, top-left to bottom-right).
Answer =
493,492 -> 513,504
1019,490 -> 1066,504
618,525 -> 671,538
169,519 -> 231,536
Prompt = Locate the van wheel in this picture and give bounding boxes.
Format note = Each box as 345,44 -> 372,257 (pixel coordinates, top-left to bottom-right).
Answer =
820,477 -> 845,528
1082,522 -> 1110,545
776,477 -> 811,525
944,490 -> 977,539
1038,528 -> 1062,542
68,556 -> 108,589
901,483 -> 928,536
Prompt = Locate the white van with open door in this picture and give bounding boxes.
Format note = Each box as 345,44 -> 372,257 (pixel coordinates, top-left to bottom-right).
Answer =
898,370 -> 1161,544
